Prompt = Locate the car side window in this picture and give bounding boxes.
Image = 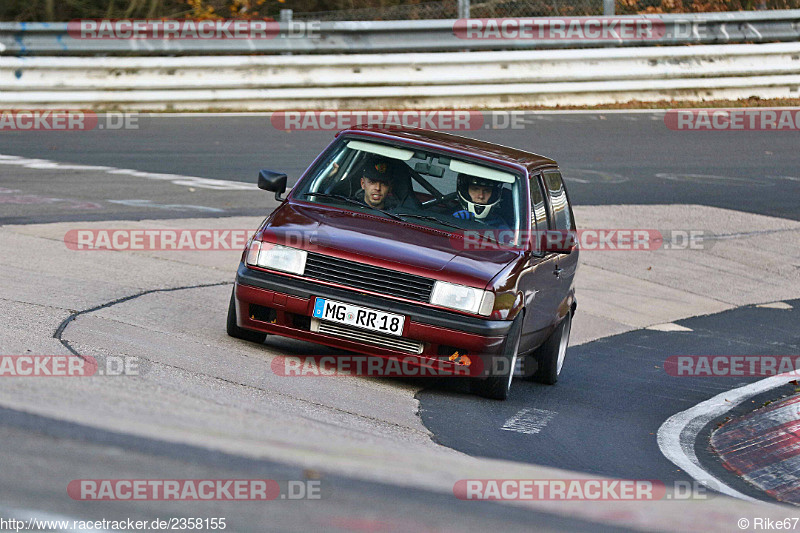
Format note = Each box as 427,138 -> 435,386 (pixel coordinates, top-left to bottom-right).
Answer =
530,176 -> 548,231
529,175 -> 548,253
543,171 -> 574,231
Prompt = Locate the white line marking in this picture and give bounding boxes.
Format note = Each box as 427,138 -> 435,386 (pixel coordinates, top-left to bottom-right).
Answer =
0,154 -> 256,191
647,323 -> 693,332
108,199 -> 224,213
501,408 -> 556,435
756,301 -> 793,310
656,374 -> 800,502
655,172 -> 772,187
704,228 -> 800,241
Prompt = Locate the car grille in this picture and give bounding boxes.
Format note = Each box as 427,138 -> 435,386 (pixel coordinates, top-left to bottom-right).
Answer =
304,252 -> 435,302
312,319 -> 424,354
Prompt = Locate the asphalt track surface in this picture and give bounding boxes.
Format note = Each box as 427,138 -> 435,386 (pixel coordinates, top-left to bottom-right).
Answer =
419,299 -> 800,503
1,112 -> 799,224
1,113 -> 799,529
0,408 -> 624,533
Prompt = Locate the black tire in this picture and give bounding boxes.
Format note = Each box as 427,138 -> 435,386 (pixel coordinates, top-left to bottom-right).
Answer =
226,287 -> 267,344
528,312 -> 572,385
471,314 -> 523,401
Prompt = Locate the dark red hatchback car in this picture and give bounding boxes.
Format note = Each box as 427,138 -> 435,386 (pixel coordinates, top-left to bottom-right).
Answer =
228,126 -> 578,400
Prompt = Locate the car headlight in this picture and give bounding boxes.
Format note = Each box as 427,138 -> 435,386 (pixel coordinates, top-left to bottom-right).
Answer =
247,241 -> 307,276
430,281 -> 495,316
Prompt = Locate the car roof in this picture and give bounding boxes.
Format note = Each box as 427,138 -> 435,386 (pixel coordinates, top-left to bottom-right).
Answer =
340,125 -> 558,172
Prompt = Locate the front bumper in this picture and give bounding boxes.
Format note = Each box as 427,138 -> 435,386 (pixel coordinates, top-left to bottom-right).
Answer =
234,262 -> 511,366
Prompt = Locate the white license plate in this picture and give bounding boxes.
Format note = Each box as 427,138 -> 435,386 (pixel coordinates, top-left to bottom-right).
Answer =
312,298 -> 405,336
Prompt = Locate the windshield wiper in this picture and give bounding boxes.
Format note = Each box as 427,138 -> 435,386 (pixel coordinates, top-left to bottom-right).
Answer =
303,192 -> 403,221
393,212 -> 465,231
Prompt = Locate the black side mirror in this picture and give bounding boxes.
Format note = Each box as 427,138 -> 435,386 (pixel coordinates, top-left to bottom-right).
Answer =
258,170 -> 288,201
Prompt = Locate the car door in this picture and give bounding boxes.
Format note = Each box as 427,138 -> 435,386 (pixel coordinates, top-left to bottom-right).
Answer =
541,169 -> 578,316
517,172 -> 563,354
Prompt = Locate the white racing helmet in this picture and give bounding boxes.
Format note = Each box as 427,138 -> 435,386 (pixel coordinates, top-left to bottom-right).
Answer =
456,173 -> 503,220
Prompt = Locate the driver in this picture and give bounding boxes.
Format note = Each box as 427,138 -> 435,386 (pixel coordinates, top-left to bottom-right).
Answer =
354,156 -> 398,211
452,173 -> 508,229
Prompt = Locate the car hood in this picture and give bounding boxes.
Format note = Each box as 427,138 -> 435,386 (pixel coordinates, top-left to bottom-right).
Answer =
261,202 -> 519,288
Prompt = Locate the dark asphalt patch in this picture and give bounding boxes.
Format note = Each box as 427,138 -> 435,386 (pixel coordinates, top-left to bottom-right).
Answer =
418,299 -> 800,503
1,113 -> 798,221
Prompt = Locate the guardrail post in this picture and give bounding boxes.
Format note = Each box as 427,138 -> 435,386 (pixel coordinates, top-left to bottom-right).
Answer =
280,9 -> 293,23
603,0 -> 614,16
458,0 -> 470,19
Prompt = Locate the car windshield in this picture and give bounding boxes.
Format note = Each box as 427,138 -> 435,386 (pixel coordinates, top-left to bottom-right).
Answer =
292,137 -> 526,242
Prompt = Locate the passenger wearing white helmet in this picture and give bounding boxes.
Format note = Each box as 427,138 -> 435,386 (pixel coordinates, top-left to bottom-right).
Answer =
452,173 -> 509,229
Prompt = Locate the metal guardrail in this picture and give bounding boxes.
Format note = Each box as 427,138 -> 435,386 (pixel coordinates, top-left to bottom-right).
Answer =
1,10 -> 799,55
2,42 -> 799,110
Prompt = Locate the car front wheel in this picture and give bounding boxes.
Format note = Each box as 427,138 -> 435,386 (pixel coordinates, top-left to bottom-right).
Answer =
226,287 -> 267,344
528,312 -> 572,385
471,314 -> 522,401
